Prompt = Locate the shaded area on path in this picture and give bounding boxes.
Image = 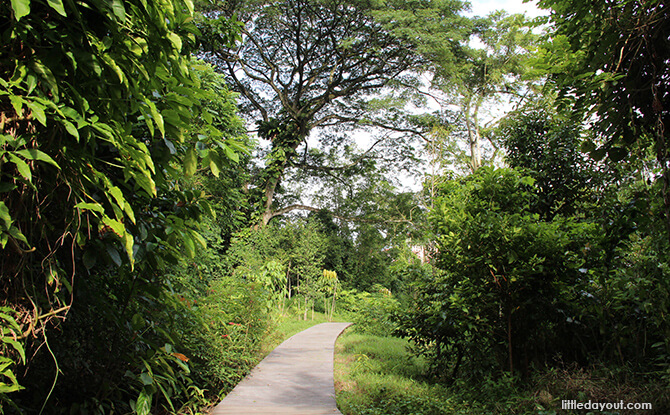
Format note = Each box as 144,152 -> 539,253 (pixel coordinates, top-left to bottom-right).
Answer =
211,322 -> 352,415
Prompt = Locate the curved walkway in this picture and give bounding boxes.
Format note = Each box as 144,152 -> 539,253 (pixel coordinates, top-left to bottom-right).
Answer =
211,322 -> 352,415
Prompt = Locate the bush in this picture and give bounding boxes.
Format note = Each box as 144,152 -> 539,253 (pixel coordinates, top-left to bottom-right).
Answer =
339,287 -> 399,336
397,167 -> 597,379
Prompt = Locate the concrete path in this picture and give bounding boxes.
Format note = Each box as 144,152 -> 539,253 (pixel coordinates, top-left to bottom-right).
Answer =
211,322 -> 352,415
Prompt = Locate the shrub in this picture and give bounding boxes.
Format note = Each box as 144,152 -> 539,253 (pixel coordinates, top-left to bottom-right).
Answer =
397,167 -> 597,379
339,287 -> 399,336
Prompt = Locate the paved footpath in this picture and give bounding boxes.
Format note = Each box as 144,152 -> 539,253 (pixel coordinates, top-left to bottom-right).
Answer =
211,322 -> 352,415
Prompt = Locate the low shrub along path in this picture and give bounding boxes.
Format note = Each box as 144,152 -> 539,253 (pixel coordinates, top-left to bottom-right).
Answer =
211,322 -> 352,415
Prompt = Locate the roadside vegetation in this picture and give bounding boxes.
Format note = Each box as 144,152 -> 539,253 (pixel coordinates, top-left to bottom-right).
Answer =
2,0 -> 669,414
336,328 -> 670,415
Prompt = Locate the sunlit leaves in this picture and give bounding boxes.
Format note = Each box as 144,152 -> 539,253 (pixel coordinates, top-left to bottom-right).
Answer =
402,167 -> 596,377
10,0 -> 30,20
0,0 -> 250,409
184,147 -> 197,176
47,0 -> 66,16
110,0 -> 126,22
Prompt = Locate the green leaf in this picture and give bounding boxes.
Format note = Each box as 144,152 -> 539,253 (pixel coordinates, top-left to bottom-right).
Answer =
167,32 -> 183,52
133,171 -> 157,196
15,149 -> 60,169
82,249 -> 97,270
75,202 -> 105,214
0,183 -> 16,193
184,147 -> 197,176
110,0 -> 126,22
62,119 -> 80,140
209,155 -> 220,177
31,61 -> 58,95
8,226 -> 28,245
0,309 -> 22,333
102,216 -> 125,238
124,203 -> 136,225
136,390 -> 152,415
131,313 -> 144,330
183,0 -> 194,15
8,154 -> 31,182
10,0 -> 30,20
106,245 -> 122,267
25,101 -> 46,126
9,96 -> 23,116
47,0 -> 67,16
0,202 -> 12,230
108,186 -> 125,210
25,74 -> 38,94
139,105 -> 154,137
123,232 -> 134,267
144,100 -> 164,137
191,230 -> 206,249
102,53 -> 125,84
139,372 -> 153,386
1,338 -> 26,364
519,176 -> 535,187
223,144 -> 240,163
182,232 -> 195,257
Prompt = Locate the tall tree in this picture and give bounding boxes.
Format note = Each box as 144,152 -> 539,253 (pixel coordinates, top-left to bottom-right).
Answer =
433,11 -> 538,172
198,0 -> 458,226
498,100 -> 599,219
372,6 -> 538,173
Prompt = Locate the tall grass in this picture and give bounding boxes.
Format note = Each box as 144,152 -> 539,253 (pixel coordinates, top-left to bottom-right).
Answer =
335,331 -> 670,415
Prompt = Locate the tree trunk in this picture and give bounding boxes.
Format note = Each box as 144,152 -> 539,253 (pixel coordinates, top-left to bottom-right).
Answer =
464,99 -> 482,172
507,308 -> 514,374
260,176 -> 279,227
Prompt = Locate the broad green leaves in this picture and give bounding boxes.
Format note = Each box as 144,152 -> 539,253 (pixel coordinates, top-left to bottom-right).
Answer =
0,202 -> 29,250
0,308 -> 26,394
47,0 -> 66,16
1,0 -> 246,405
399,167 -> 596,377
10,0 -> 30,20
184,147 -> 197,176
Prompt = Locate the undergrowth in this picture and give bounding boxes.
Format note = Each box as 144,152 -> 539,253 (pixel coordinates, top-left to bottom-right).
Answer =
335,332 -> 670,415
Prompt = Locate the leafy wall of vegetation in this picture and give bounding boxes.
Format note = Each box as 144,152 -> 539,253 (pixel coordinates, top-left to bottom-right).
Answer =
1,0 -> 669,413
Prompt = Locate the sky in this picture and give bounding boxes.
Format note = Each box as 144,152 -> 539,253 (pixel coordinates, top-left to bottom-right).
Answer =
466,0 -> 549,18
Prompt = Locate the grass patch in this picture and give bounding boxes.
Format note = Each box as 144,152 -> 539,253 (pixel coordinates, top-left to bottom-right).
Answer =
334,331 -> 670,414
335,331 -> 466,415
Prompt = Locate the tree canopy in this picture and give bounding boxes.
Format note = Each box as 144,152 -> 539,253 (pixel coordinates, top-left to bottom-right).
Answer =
537,0 -> 670,237
198,0 -> 446,226
2,0 -> 670,413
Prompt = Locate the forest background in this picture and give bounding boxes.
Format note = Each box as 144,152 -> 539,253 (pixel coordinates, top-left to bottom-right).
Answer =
1,0 -> 668,413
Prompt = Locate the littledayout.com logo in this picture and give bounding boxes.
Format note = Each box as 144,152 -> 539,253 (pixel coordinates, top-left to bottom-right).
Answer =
562,400 -> 652,411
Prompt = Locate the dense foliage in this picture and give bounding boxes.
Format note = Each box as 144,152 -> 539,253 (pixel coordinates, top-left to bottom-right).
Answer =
2,0 -> 669,413
1,0 -> 253,411
198,0 -> 430,226
537,0 -> 670,238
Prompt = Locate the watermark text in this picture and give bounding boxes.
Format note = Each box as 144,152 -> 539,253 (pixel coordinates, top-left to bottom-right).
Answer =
562,400 -> 652,411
